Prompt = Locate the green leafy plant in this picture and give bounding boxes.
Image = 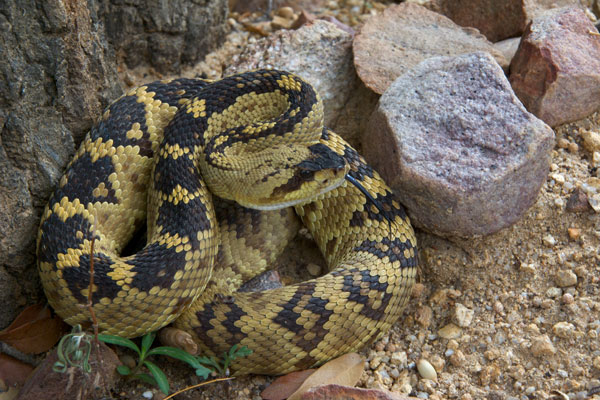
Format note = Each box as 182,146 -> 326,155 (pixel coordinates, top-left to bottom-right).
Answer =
196,344 -> 253,377
53,324 -> 93,373
98,331 -> 251,395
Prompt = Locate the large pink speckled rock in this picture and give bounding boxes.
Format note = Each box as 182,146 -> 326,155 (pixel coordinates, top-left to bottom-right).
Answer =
364,52 -> 554,237
510,7 -> 600,127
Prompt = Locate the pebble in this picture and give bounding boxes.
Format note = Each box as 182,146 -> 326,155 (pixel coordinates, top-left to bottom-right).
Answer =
555,270 -> 578,287
552,321 -> 576,339
391,351 -> 408,367
415,305 -> 433,328
562,293 -> 575,304
542,234 -> 557,246
530,335 -> 556,357
567,227 -> 581,240
142,391 -> 153,399
593,356 -> 600,369
306,263 -> 322,276
453,303 -> 474,328
449,350 -> 466,367
566,188 -> 591,212
364,51 -> 554,237
551,173 -> 565,185
581,129 -> 600,153
438,323 -> 462,340
417,359 -> 438,381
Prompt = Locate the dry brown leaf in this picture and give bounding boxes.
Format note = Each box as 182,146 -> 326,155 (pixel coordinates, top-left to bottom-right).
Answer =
0,304 -> 66,354
0,354 -> 34,387
287,353 -> 365,400
261,369 -> 316,400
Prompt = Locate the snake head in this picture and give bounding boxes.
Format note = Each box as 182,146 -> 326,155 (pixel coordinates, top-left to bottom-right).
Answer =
207,142 -> 349,210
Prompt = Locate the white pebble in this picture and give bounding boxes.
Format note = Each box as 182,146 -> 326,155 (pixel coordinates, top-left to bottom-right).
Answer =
543,234 -> 557,246
551,173 -> 565,185
142,391 -> 153,399
417,359 -> 437,381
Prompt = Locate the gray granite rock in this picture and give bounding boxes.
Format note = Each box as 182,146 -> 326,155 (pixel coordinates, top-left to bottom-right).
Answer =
364,52 -> 555,237
510,7 -> 600,127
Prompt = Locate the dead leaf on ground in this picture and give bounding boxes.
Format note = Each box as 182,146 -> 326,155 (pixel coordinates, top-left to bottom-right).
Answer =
301,384 -> 419,400
261,369 -> 316,400
287,353 -> 365,400
0,354 -> 34,388
0,304 -> 66,354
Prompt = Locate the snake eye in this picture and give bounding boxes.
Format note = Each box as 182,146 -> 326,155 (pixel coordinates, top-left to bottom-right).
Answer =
299,169 -> 313,180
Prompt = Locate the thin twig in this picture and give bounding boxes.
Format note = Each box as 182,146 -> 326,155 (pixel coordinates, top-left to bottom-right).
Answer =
162,377 -> 234,400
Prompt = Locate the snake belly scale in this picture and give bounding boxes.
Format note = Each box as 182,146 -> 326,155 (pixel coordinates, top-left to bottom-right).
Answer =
37,70 -> 417,375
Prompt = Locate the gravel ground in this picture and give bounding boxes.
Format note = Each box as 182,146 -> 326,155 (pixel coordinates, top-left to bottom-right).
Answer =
113,2 -> 600,399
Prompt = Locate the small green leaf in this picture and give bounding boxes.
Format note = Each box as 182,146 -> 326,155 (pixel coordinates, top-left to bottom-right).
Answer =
140,332 -> 156,356
147,346 -> 201,368
117,364 -> 132,375
144,360 -> 169,395
98,334 -> 140,354
231,345 -> 252,360
195,364 -> 213,380
134,372 -> 158,387
197,355 -> 221,371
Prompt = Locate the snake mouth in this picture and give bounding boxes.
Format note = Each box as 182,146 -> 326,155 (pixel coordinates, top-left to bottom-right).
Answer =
239,167 -> 347,211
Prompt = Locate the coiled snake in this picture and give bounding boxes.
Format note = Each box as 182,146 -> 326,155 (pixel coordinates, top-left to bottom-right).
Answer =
37,70 -> 417,375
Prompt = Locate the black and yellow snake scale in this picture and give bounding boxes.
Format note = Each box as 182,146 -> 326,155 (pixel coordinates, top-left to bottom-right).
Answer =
37,70 -> 417,375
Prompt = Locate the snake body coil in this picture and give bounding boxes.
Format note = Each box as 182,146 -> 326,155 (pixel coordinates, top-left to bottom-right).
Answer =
37,70 -> 417,375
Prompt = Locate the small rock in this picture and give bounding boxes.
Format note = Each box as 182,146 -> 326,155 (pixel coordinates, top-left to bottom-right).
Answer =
546,287 -> 562,298
530,334 -> 556,357
453,303 -> 474,328
557,137 -> 570,149
555,270 -> 578,287
581,129 -> 600,153
566,188 -> 591,212
551,173 -> 565,185
438,323 -> 462,339
509,7 -> 600,127
306,263 -> 322,276
519,263 -> 536,275
543,234 -> 557,246
561,293 -> 575,304
142,391 -> 153,399
364,52 -> 554,237
391,351 -> 408,367
417,359 -> 438,381
276,6 -> 295,19
411,282 -> 427,299
589,193 -> 600,212
449,350 -> 466,367
415,305 -> 433,328
479,364 -> 500,385
593,356 -> 600,370
552,321 -> 576,338
567,227 -> 581,240
353,3 -> 507,94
